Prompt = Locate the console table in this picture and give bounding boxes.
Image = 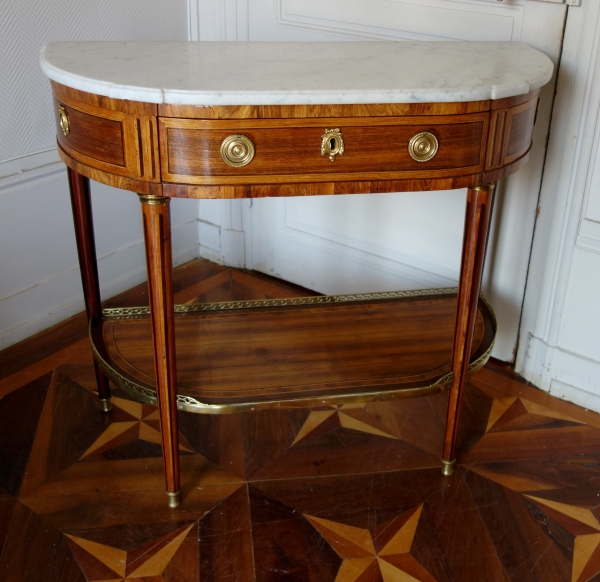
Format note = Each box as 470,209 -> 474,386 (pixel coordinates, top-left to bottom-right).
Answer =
41,41 -> 553,508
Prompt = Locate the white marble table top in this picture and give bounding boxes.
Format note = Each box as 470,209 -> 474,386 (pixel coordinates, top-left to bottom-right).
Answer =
41,41 -> 553,106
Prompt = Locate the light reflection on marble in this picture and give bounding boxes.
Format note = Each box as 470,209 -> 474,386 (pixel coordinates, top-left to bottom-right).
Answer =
41,41 -> 553,106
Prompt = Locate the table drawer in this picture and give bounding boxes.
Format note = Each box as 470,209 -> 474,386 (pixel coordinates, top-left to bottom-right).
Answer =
52,94 -> 160,182
159,115 -> 489,185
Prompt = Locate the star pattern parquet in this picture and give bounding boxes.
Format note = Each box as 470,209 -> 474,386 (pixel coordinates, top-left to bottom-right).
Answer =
1,258 -> 600,581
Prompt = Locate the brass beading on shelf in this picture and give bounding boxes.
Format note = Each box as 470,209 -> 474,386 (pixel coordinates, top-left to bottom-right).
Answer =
408,131 -> 439,162
220,134 -> 255,167
321,128 -> 344,161
92,289 -> 497,415
58,104 -> 70,136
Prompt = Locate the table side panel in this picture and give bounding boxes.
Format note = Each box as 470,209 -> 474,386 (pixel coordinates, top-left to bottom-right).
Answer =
485,95 -> 538,171
52,89 -> 160,183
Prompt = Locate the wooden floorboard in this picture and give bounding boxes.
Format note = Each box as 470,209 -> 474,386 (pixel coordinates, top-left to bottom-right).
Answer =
0,257 -> 599,582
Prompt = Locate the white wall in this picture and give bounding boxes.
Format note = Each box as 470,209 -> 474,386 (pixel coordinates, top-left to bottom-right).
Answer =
229,0 -> 566,363
191,3 -> 248,269
0,0 -> 198,349
517,0 -> 600,413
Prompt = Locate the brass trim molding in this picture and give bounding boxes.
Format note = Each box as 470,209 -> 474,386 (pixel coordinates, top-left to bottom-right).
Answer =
472,182 -> 497,192
91,289 -> 497,415
441,458 -> 456,476
102,287 -> 460,319
138,194 -> 170,205
166,490 -> 181,508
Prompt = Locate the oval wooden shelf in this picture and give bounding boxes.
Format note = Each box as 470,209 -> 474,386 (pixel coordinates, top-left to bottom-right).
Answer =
90,289 -> 496,414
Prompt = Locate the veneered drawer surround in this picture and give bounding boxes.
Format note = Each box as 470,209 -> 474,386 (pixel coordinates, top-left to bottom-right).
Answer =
158,114 -> 489,185
51,82 -> 540,197
53,90 -> 160,184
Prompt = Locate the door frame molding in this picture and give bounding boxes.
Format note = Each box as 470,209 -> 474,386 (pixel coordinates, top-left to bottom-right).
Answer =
517,0 -> 600,412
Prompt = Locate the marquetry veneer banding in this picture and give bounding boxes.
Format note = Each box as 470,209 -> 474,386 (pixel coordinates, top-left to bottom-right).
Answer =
158,114 -> 488,185
50,83 -> 540,198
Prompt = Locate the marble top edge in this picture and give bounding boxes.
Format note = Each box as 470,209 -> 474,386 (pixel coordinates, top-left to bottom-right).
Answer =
40,41 -> 554,106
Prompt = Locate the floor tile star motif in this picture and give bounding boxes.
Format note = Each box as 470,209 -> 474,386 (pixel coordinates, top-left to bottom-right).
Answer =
525,496 -> 600,582
292,403 -> 400,445
305,504 -> 436,581
486,396 -> 584,433
65,523 -> 197,581
79,397 -> 194,459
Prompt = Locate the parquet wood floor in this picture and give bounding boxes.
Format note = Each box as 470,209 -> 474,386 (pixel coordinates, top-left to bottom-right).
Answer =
1,258 -> 599,582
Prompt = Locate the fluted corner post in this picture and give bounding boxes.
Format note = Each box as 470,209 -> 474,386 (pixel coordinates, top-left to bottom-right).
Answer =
442,183 -> 496,476
139,194 -> 181,508
67,168 -> 112,412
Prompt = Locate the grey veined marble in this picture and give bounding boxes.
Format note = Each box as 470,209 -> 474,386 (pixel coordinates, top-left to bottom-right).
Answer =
41,41 -> 554,106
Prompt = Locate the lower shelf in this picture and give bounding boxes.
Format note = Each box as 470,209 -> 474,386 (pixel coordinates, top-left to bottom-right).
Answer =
90,288 -> 496,414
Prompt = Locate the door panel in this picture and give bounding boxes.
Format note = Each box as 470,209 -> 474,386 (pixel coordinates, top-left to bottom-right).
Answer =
270,0 -> 523,41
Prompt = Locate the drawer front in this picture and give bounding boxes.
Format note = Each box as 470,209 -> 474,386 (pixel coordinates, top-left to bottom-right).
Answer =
53,95 -> 160,182
159,115 -> 488,185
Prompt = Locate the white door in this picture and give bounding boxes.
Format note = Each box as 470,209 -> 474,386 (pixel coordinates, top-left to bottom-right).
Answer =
198,0 -> 569,362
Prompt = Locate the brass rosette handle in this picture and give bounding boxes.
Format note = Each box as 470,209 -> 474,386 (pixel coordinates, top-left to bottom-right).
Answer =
321,128 -> 344,162
220,134 -> 255,167
408,130 -> 439,162
58,104 -> 70,137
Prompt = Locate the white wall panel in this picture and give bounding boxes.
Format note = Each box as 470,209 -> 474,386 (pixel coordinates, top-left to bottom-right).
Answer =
0,0 -> 188,162
0,0 -> 196,350
246,0 -> 566,362
518,0 -> 600,413
276,0 -> 522,41
0,163 -> 199,349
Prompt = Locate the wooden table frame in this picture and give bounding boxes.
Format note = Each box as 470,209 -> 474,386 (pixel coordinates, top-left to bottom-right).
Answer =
54,81 -> 540,508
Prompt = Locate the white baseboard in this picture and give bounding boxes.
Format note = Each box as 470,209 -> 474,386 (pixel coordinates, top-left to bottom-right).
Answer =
0,223 -> 199,350
198,218 -> 246,268
518,335 -> 600,414
0,159 -> 201,350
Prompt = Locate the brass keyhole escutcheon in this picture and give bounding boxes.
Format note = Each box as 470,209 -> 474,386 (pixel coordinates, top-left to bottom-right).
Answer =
408,131 -> 439,162
220,134 -> 255,167
58,104 -> 70,137
321,128 -> 344,162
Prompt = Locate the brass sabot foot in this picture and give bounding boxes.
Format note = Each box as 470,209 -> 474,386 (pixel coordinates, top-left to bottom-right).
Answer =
441,458 -> 456,477
99,397 -> 113,412
166,490 -> 181,508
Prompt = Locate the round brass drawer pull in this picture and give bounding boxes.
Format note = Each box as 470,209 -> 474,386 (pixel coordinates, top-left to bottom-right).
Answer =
408,131 -> 438,162
220,134 -> 255,167
58,104 -> 70,137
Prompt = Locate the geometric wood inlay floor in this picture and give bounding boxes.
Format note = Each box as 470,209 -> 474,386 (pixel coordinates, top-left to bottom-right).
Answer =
1,258 -> 599,582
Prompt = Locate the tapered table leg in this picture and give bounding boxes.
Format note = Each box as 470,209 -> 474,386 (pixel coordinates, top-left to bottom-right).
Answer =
68,168 -> 112,412
139,195 -> 181,508
442,183 -> 496,475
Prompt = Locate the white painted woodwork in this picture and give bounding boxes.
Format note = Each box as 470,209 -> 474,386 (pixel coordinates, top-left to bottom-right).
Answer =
517,0 -> 600,413
0,0 -> 197,350
237,0 -> 567,362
